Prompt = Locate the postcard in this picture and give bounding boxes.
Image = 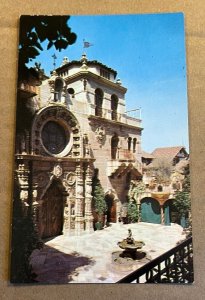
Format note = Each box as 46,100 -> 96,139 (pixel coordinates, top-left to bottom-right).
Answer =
10,13 -> 193,284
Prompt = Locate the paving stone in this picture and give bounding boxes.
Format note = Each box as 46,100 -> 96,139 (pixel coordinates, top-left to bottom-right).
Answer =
31,222 -> 184,283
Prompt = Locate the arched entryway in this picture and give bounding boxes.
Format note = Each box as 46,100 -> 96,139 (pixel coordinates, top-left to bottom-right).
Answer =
141,197 -> 161,224
39,179 -> 65,239
105,194 -> 116,223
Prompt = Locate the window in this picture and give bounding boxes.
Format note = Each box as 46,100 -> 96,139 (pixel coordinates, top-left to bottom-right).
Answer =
100,69 -> 110,80
133,138 -> 137,153
111,134 -> 119,159
128,137 -> 132,151
54,78 -> 63,101
67,88 -> 75,97
41,121 -> 69,154
111,94 -> 118,121
95,88 -> 103,117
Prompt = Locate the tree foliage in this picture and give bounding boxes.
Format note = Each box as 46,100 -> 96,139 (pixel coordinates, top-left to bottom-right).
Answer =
173,175 -> 191,218
128,180 -> 146,200
150,158 -> 173,184
127,201 -> 139,223
10,189 -> 41,283
19,16 -> 77,71
127,181 -> 144,223
92,170 -> 107,220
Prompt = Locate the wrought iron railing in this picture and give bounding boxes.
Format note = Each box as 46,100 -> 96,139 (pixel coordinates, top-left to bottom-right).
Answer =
117,237 -> 193,284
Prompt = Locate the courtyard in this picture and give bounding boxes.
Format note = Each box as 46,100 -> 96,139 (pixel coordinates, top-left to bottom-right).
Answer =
30,222 -> 185,283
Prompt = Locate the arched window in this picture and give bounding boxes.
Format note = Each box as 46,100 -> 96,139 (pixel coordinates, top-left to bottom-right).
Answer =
133,138 -> 137,153
158,185 -> 163,192
111,134 -> 119,159
128,137 -> 132,151
67,87 -> 75,98
54,78 -> 63,101
95,88 -> 103,117
111,94 -> 118,121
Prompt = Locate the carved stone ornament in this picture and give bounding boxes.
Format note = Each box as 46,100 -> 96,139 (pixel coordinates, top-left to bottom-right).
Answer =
95,126 -> 106,144
20,190 -> 28,200
52,164 -> 63,178
66,172 -> 76,185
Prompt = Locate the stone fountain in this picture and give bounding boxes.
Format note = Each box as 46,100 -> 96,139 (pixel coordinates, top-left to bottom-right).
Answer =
112,229 -> 149,271
117,229 -> 145,260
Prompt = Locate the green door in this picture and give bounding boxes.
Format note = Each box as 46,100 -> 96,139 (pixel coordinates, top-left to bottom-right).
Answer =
141,198 -> 161,224
164,200 -> 172,226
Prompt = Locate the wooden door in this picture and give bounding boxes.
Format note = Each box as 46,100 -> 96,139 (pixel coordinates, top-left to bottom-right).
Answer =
106,195 -> 116,223
110,200 -> 116,222
40,182 -> 64,239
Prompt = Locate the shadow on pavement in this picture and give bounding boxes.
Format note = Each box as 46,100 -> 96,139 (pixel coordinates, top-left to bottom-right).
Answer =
30,245 -> 95,284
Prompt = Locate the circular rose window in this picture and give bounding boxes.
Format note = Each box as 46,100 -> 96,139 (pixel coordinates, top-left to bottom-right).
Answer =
41,121 -> 69,155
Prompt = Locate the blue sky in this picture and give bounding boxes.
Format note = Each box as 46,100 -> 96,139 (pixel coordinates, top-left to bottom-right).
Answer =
27,13 -> 188,153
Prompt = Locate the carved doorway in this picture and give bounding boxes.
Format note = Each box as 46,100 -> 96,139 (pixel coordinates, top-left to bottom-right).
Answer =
39,180 -> 64,239
105,194 -> 116,223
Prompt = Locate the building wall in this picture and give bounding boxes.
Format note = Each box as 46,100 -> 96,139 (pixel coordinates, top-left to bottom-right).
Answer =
15,58 -> 143,237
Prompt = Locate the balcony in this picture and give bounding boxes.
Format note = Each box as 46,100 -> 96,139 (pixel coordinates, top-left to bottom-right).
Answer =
117,237 -> 193,284
107,150 -> 142,177
88,105 -> 142,129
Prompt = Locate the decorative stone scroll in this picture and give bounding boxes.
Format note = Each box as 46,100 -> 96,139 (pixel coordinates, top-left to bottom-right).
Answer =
15,163 -> 30,207
52,164 -> 63,178
66,172 -> 76,185
95,126 -> 106,145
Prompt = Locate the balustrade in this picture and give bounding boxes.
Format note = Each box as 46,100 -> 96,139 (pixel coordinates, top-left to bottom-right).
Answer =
117,237 -> 193,284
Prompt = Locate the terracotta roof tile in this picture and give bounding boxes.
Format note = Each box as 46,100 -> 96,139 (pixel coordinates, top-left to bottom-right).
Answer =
151,146 -> 187,159
141,151 -> 155,159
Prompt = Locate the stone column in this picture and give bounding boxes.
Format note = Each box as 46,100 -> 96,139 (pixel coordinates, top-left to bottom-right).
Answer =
75,162 -> 85,235
16,163 -> 30,210
84,164 -> 94,233
116,199 -> 121,223
160,204 -> 165,225
31,184 -> 39,232
62,196 -> 71,235
62,86 -> 67,105
137,196 -> 141,223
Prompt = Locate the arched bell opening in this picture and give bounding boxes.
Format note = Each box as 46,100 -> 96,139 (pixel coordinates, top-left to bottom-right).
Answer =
54,78 -> 64,102
111,94 -> 118,121
95,88 -> 104,117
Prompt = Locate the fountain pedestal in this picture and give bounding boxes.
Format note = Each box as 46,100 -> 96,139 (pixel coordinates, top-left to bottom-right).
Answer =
111,229 -> 148,272
118,238 -> 145,260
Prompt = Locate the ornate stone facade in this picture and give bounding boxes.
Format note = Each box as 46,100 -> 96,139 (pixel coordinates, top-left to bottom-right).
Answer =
14,55 -> 143,237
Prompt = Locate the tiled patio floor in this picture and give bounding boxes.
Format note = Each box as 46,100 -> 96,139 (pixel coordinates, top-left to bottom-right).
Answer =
30,222 -> 185,283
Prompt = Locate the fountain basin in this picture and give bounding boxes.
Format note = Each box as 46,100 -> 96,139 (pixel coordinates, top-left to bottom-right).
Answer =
118,239 -> 145,251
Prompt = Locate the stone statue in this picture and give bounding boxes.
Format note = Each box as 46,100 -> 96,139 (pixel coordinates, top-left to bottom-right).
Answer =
127,229 -> 134,244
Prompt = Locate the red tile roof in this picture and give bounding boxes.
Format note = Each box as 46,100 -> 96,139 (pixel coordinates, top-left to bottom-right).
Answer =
141,151 -> 155,159
151,146 -> 187,159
